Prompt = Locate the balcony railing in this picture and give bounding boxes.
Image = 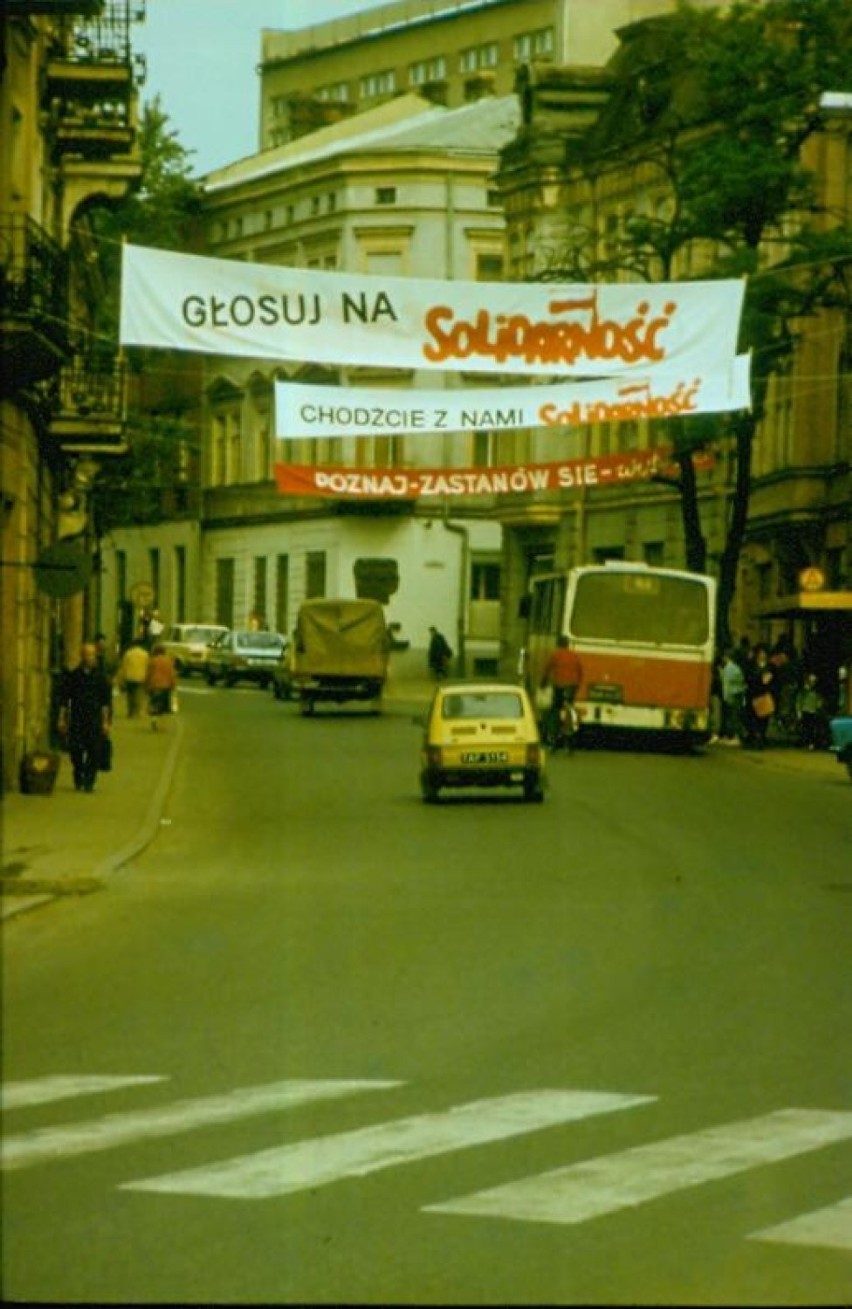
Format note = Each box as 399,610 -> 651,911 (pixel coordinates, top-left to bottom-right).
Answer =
46,353 -> 129,453
0,214 -> 68,331
0,215 -> 69,389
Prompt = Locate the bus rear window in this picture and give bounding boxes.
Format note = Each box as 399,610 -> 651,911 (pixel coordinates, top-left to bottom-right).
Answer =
570,573 -> 709,646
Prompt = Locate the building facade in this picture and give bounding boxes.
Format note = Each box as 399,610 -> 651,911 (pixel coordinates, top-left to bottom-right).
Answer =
492,50 -> 851,699
1,0 -> 144,791
258,0 -> 694,148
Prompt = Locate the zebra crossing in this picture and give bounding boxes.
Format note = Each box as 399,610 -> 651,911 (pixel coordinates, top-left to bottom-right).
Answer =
2,1074 -> 850,1253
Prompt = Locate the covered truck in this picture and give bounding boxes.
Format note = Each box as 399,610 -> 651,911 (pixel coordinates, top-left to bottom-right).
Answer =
289,598 -> 389,714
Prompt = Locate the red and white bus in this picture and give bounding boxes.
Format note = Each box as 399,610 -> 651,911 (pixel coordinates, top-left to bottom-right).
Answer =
522,562 -> 717,744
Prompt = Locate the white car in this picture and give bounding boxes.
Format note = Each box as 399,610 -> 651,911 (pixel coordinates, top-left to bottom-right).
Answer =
161,624 -> 229,677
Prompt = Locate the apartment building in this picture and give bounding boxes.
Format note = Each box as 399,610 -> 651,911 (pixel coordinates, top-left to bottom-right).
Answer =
0,0 -> 144,791
259,0 -> 688,149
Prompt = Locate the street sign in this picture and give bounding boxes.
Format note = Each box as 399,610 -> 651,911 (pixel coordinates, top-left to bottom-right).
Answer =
33,543 -> 93,598
799,567 -> 825,592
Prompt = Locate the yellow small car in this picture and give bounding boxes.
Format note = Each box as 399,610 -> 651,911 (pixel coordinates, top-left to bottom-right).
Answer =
420,681 -> 546,803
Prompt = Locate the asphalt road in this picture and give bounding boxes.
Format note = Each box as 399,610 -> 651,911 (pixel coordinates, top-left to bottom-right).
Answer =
2,684 -> 851,1305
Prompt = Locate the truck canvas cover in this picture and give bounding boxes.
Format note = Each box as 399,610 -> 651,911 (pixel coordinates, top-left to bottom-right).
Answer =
292,599 -> 388,679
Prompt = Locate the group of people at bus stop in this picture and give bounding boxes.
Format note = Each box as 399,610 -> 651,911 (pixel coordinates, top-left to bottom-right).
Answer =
716,635 -> 831,750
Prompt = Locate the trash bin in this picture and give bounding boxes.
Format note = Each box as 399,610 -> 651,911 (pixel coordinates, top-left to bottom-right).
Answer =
20,750 -> 60,795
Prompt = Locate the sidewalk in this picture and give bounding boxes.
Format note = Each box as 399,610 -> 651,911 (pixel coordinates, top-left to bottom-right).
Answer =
2,712 -> 184,922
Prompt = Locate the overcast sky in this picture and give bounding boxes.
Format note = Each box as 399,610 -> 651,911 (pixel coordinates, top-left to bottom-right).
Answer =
134,0 -> 393,174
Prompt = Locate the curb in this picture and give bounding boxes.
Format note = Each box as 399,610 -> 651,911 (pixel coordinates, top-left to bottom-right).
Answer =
1,716 -> 184,923
94,714 -> 184,879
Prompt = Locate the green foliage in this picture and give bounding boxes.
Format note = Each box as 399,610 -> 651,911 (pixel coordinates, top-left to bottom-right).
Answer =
543,0 -> 851,633
86,98 -> 203,530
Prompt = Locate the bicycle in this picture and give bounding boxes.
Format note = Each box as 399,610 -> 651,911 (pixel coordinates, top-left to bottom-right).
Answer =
543,692 -> 580,753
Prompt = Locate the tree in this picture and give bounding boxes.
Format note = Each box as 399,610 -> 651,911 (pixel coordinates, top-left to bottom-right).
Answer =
535,0 -> 852,645
80,98 -> 203,531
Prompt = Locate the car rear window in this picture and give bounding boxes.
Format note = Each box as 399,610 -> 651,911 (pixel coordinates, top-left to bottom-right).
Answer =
234,632 -> 283,650
441,691 -> 524,720
184,626 -> 222,642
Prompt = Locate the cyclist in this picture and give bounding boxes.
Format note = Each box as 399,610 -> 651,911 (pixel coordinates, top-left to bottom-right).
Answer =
540,635 -> 582,748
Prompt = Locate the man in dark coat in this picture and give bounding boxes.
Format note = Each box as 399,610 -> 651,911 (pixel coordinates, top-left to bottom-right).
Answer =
427,626 -> 453,680
57,641 -> 113,792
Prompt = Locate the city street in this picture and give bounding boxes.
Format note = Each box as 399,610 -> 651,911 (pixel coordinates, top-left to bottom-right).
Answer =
2,684 -> 851,1306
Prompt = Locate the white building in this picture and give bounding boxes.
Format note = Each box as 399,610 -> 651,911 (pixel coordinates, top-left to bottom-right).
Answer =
102,93 -> 522,678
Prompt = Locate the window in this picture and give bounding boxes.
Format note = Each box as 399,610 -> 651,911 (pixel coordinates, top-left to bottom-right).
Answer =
476,252 -> 503,281
472,431 -> 494,467
305,551 -> 326,599
359,70 -> 396,98
471,562 -> 501,602
174,546 -> 186,622
149,548 -> 160,606
513,28 -> 554,61
253,557 -> 267,625
410,56 -> 446,85
375,187 -> 397,206
216,559 -> 235,627
276,554 -> 290,635
116,550 -> 127,602
317,81 -> 349,102
460,42 -> 498,72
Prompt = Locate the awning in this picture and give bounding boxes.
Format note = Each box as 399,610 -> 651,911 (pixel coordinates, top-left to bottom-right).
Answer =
755,591 -> 852,618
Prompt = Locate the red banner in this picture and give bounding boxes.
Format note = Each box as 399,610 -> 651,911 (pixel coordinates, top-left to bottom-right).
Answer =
274,449 -> 713,500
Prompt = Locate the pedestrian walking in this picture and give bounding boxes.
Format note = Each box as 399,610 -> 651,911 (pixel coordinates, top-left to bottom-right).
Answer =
140,607 -> 164,649
720,648 -> 747,742
427,626 -> 453,680
56,641 -> 113,792
117,638 -> 150,718
146,643 -> 177,729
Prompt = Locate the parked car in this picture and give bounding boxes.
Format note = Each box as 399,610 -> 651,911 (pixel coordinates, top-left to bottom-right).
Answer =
161,623 -> 229,677
419,681 -> 546,803
205,629 -> 287,688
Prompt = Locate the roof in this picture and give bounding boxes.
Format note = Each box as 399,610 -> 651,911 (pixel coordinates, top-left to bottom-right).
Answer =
203,93 -> 520,193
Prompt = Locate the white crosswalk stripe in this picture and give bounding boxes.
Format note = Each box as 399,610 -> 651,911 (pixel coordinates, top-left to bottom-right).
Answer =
749,1195 -> 852,1252
424,1108 -> 852,1227
4,1072 -> 850,1264
1,1075 -> 167,1111
1,1079 -> 401,1172
121,1089 -> 655,1199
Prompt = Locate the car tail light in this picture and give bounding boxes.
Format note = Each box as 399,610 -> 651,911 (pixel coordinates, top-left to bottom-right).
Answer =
525,743 -> 542,767
426,746 -> 443,767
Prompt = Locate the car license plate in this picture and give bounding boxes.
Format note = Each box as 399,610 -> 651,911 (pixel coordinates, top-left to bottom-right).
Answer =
460,750 -> 509,764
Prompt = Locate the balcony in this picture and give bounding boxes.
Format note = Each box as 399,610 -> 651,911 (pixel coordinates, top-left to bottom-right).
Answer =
44,2 -> 144,162
46,353 -> 129,454
0,214 -> 69,393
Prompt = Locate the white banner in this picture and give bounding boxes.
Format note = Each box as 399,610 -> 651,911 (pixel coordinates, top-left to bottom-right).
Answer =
120,243 -> 745,378
274,358 -> 751,438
